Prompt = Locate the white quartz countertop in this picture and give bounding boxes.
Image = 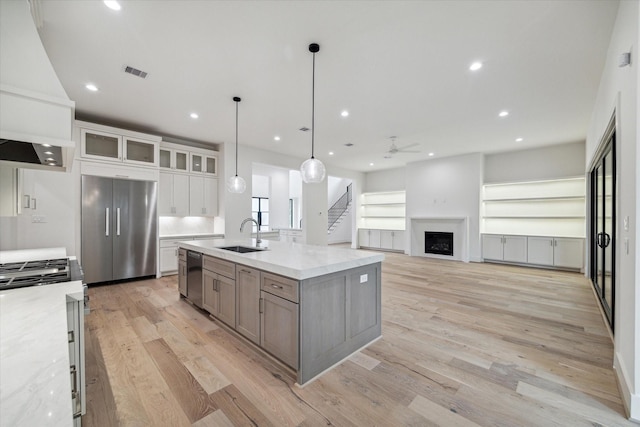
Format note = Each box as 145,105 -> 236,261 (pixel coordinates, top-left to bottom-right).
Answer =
160,233 -> 224,239
0,281 -> 84,427
178,239 -> 384,280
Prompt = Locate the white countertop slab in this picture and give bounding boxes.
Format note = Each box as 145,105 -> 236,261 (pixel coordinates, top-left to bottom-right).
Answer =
0,281 -> 84,427
178,239 -> 384,280
160,233 -> 224,240
0,247 -> 67,263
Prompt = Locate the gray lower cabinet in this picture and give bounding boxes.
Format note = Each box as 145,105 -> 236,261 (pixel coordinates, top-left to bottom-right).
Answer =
67,293 -> 86,425
191,252 -> 381,385
236,266 -> 261,345
178,250 -> 187,296
260,290 -> 299,368
260,272 -> 300,368
203,256 -> 236,328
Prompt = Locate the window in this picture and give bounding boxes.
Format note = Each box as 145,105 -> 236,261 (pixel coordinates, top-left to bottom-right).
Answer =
251,197 -> 269,232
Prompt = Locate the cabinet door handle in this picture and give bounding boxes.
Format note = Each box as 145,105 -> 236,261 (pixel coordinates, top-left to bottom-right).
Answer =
259,298 -> 264,314
23,195 -> 30,209
31,198 -> 36,210
70,364 -> 78,399
550,240 -> 553,246
241,269 -> 251,274
68,331 -> 75,343
105,208 -> 110,236
116,208 -> 121,236
271,284 -> 283,290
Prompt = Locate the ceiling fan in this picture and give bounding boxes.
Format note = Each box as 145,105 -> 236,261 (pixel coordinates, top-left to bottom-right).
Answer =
384,137 -> 420,158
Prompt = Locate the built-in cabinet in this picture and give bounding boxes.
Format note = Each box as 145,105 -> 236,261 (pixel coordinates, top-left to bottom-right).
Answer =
359,229 -> 404,252
66,292 -> 86,426
482,234 -> 584,270
196,254 -> 300,369
236,266 -> 261,345
178,249 -> 187,296
159,141 -> 219,218
526,236 -> 584,269
189,176 -> 218,217
260,272 -> 299,369
159,145 -> 189,172
160,236 -> 221,275
359,191 -> 406,252
203,256 -> 236,328
79,126 -> 160,167
481,177 -> 586,271
481,234 -> 528,263
159,172 -> 189,216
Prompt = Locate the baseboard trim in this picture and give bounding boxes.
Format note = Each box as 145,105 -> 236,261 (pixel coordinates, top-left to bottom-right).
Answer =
613,351 -> 640,422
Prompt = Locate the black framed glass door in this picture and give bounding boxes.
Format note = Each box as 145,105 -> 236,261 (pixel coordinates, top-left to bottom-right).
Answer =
590,133 -> 615,331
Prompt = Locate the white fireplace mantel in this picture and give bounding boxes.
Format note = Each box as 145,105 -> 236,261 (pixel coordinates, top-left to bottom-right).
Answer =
409,216 -> 469,262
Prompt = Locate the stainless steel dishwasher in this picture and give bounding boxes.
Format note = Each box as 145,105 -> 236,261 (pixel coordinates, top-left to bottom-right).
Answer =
186,251 -> 203,308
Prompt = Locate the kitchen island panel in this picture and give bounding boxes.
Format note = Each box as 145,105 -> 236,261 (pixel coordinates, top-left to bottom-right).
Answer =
299,262 -> 382,385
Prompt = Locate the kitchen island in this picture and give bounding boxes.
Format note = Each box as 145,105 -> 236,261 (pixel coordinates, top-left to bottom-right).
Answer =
178,238 -> 384,385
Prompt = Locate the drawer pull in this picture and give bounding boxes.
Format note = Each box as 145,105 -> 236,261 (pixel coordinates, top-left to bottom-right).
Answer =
271,284 -> 283,290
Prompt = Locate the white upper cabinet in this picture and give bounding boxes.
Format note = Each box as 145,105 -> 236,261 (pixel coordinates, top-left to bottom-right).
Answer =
159,144 -> 190,172
78,122 -> 160,168
190,153 -> 217,176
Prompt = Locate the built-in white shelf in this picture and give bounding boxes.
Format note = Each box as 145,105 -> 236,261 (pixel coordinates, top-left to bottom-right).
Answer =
360,191 -> 406,231
481,177 -> 586,238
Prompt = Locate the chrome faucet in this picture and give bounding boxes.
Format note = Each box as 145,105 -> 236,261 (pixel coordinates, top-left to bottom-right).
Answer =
240,218 -> 261,244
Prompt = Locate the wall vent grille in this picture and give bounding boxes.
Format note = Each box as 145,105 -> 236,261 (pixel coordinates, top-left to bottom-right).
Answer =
124,66 -> 148,79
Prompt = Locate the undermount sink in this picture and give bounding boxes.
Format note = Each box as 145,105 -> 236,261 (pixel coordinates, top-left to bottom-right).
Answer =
218,246 -> 266,253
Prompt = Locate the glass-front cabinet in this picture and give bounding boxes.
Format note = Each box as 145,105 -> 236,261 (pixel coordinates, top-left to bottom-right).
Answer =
159,147 -> 189,171
190,153 -> 217,176
80,127 -> 159,167
124,137 -> 157,166
81,129 -> 122,161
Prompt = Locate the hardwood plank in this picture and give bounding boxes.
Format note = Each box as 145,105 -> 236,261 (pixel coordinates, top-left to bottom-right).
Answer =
192,409 -> 234,427
209,384 -> 275,426
408,393 -> 482,427
143,338 -> 218,423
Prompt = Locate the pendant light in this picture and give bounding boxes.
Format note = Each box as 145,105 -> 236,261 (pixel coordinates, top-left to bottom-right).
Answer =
300,43 -> 326,184
227,96 -> 246,193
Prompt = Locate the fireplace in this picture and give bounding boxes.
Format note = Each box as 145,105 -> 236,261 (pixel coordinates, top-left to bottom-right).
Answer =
424,231 -> 454,256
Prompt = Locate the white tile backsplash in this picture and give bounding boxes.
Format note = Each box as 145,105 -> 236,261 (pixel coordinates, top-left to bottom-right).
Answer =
159,216 -> 223,236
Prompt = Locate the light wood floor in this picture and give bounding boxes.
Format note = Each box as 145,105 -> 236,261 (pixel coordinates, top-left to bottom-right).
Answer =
83,252 -> 634,426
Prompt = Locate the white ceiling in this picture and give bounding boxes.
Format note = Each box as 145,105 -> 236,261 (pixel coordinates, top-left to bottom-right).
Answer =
35,0 -> 619,172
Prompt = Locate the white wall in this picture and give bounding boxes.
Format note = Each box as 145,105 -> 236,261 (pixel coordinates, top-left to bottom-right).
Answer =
364,167 -> 406,192
484,141 -> 586,183
585,0 -> 639,420
405,153 -> 483,261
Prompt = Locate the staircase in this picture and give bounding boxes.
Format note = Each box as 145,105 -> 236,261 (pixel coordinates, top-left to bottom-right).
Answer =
328,183 -> 352,234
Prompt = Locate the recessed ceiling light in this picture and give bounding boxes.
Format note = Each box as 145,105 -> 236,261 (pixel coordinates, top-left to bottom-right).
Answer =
469,61 -> 483,71
48,162 -> 57,166
190,112 -> 199,119
274,136 -> 281,141
515,137 -> 523,142
369,162 -> 374,166
341,110 -> 349,117
85,84 -> 98,92
45,158 -> 54,162
428,152 -> 435,157
328,151 -> 334,156
104,1 -> 121,11
41,144 -> 51,148
499,110 -> 509,117
44,151 -> 53,155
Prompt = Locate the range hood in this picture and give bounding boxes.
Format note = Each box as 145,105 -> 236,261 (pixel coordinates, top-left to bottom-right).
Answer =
0,0 -> 75,172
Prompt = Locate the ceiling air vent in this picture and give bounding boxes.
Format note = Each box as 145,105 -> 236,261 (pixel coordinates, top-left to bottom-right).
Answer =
344,143 -> 354,147
124,65 -> 148,79
299,127 -> 310,132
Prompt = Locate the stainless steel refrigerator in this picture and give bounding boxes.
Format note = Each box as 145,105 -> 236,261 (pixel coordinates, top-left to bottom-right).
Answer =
81,175 -> 158,284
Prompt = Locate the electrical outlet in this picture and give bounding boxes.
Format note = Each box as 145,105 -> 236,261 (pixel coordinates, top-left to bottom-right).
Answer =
360,274 -> 368,283
31,215 -> 46,223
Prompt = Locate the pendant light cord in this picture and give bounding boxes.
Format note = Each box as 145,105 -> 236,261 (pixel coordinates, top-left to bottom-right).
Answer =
235,99 -> 239,176
311,50 -> 316,159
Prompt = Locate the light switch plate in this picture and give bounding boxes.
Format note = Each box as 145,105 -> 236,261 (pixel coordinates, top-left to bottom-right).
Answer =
360,274 -> 368,283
